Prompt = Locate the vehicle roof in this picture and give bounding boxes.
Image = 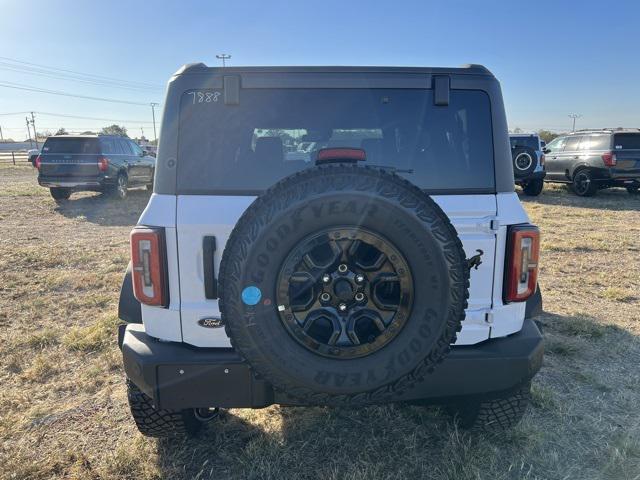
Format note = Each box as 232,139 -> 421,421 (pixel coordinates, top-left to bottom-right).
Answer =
566,128 -> 640,136
46,135 -> 127,139
509,133 -> 539,137
174,63 -> 494,77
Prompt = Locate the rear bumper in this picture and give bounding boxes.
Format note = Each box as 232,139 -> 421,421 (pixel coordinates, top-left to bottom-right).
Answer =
516,170 -> 546,183
38,175 -> 110,189
120,318 -> 544,410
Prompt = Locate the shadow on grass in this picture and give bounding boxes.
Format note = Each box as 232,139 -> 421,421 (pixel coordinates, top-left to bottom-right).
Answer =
150,309 -> 640,479
518,184 -> 640,212
53,188 -> 151,226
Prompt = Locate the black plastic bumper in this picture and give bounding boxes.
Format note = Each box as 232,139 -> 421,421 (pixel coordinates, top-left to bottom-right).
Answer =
121,318 -> 544,410
516,170 -> 546,183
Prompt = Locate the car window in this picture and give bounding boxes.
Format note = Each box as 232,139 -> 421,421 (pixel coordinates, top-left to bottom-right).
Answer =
42,137 -> 99,154
579,134 -> 610,151
613,133 -> 640,150
510,136 -> 539,150
99,138 -> 116,155
563,136 -> 582,151
129,141 -> 144,156
120,140 -> 133,155
177,88 -> 496,193
545,136 -> 567,153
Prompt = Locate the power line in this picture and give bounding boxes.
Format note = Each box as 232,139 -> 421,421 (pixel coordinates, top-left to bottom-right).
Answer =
0,63 -> 164,92
0,81 -> 158,106
0,111 -> 155,123
0,55 -> 163,89
35,111 -> 155,124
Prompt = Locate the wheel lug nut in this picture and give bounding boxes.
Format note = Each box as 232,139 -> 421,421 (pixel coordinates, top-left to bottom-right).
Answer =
338,264 -> 348,274
338,303 -> 347,312
322,274 -> 331,284
355,292 -> 365,302
320,293 -> 331,302
355,274 -> 365,284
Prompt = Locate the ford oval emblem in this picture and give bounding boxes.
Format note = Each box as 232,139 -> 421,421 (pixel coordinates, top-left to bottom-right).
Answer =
198,317 -> 224,328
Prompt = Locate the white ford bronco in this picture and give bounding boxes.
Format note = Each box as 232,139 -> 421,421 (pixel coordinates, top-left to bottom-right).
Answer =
118,64 -> 543,437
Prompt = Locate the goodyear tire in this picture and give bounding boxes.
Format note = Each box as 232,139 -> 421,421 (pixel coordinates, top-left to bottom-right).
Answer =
512,147 -> 537,178
218,165 -> 469,405
446,382 -> 532,430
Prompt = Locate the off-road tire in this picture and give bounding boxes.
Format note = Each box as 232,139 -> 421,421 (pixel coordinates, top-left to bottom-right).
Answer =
572,169 -> 598,197
218,164 -> 469,406
512,147 -> 537,178
50,187 -> 71,201
522,178 -> 544,196
126,379 -> 202,437
627,185 -> 639,195
446,382 -> 532,430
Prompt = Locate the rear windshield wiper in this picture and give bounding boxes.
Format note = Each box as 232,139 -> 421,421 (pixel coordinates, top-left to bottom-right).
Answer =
370,165 -> 414,174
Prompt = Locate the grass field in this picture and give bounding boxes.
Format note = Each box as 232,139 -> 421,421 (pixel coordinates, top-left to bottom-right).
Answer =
1,163 -> 639,480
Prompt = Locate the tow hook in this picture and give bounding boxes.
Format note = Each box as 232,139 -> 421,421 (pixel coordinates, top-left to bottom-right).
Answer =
467,249 -> 484,270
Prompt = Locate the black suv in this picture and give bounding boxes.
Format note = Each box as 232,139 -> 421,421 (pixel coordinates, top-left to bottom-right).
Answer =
36,135 -> 155,201
543,129 -> 640,196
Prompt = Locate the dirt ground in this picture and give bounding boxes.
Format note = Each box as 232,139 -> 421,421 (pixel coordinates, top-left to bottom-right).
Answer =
1,163 -> 639,480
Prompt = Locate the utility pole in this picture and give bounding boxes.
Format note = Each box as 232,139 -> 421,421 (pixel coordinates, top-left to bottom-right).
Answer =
568,114 -> 581,132
216,53 -> 231,67
30,112 -> 39,149
26,117 -> 33,149
149,102 -> 158,142
0,125 -> 3,141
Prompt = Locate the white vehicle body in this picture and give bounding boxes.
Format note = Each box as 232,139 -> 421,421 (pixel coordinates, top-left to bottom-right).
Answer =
138,191 -> 529,347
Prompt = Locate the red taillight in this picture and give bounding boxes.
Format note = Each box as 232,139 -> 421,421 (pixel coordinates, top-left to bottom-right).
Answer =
98,156 -> 109,172
504,225 -> 540,303
130,227 -> 168,307
602,152 -> 617,167
35,155 -> 42,170
316,148 -> 366,164
539,154 -> 545,166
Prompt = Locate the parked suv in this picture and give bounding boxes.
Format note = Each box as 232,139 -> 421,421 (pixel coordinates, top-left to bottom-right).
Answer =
36,134 -> 155,201
544,129 -> 640,196
509,133 -> 546,196
118,64 -> 544,437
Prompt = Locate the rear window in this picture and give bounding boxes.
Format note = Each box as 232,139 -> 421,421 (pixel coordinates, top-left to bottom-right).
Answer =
613,133 -> 640,150
510,136 -> 539,150
42,137 -> 99,154
177,88 -> 495,193
579,134 -> 610,150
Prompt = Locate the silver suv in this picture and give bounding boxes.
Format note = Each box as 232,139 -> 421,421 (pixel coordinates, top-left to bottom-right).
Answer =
544,129 -> 640,196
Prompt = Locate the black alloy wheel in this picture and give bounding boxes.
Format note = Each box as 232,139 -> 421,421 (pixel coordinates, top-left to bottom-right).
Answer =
276,227 -> 413,359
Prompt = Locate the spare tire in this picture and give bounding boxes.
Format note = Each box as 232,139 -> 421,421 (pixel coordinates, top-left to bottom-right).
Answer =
218,165 -> 469,405
512,146 -> 537,178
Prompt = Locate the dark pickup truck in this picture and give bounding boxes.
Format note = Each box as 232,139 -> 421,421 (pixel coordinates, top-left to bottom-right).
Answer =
36,135 -> 155,201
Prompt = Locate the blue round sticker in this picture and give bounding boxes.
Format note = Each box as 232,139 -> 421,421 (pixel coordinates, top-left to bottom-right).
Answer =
241,286 -> 262,306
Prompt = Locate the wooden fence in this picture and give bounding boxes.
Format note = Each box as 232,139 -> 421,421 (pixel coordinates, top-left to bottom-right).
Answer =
0,151 -> 30,164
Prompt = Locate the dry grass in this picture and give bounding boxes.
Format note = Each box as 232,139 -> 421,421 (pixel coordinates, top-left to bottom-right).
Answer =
1,165 -> 639,479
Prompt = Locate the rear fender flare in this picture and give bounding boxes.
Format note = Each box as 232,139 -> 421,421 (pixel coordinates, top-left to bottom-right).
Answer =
118,263 -> 142,323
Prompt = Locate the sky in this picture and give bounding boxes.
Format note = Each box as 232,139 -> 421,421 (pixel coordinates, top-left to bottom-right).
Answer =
1,0 -> 639,140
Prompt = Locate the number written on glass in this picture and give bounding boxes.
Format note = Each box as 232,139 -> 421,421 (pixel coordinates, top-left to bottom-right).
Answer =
187,91 -> 222,105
